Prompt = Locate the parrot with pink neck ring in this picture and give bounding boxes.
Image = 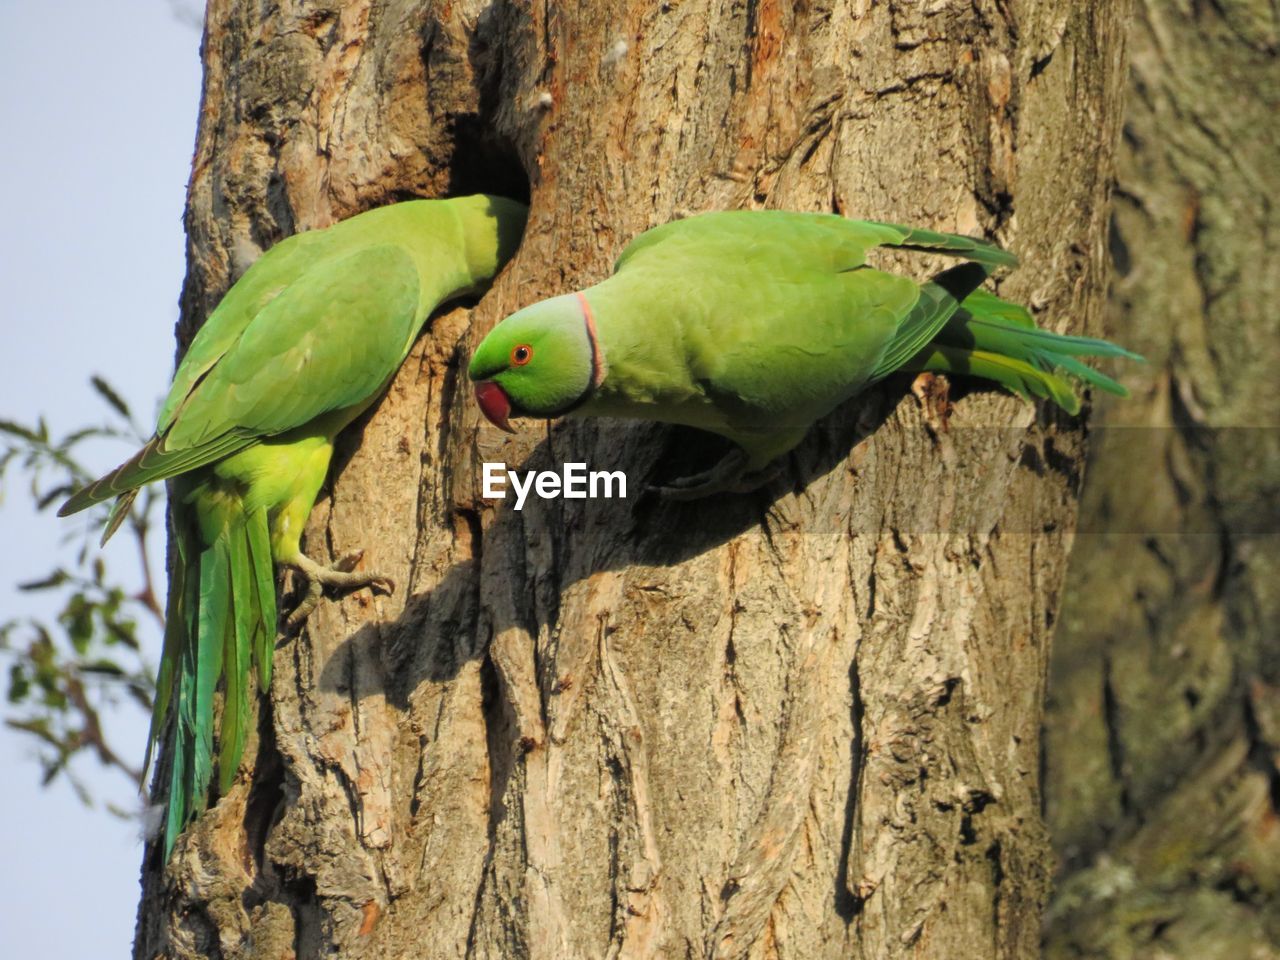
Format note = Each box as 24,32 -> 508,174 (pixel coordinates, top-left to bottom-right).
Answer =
469,209 -> 1138,497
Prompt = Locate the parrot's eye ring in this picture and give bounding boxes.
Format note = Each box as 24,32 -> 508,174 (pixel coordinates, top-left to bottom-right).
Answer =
511,344 -> 533,366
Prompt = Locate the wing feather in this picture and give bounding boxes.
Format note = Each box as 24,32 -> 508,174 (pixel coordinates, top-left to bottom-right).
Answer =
164,244 -> 420,447
60,244 -> 421,515
601,210 -> 1015,441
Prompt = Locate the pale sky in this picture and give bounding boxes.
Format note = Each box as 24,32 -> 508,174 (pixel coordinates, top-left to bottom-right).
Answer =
0,2 -> 200,955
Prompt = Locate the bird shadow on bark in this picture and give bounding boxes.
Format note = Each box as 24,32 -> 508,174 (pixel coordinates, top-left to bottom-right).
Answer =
314,379 -> 903,709
223,362 -> 1075,951
290,378 -> 905,937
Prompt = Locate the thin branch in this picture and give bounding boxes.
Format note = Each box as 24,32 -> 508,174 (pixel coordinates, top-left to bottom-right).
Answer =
65,675 -> 146,794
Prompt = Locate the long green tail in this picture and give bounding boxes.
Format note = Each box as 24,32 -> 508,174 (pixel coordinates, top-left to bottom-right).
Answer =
906,288 -> 1142,413
149,485 -> 277,858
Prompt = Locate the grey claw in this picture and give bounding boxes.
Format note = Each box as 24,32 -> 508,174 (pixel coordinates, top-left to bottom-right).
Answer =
283,551 -> 396,630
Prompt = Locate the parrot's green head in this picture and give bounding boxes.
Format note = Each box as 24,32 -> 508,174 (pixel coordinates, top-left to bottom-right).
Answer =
468,292 -> 605,432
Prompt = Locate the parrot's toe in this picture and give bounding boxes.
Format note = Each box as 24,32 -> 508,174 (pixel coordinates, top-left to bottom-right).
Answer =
332,550 -> 396,594
283,551 -> 397,630
285,579 -> 324,631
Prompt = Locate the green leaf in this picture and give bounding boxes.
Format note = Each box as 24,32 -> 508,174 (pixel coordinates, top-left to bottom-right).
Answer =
2,387 -> 170,809
80,659 -> 126,677
36,484 -> 75,511
61,426 -> 108,447
61,593 -> 94,655
90,375 -> 132,420
104,617 -> 138,650
18,570 -> 69,592
0,419 -> 40,443
43,689 -> 68,710
7,663 -> 30,703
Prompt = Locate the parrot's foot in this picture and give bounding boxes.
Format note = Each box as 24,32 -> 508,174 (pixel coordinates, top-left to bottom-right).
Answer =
910,372 -> 953,432
650,450 -> 782,500
284,551 -> 396,630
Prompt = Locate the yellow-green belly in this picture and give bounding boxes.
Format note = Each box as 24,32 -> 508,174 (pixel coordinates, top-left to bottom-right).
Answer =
181,403 -> 372,563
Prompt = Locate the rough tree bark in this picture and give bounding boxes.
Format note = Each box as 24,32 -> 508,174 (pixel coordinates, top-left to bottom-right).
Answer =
135,2 -> 1131,957
1044,2 -> 1280,957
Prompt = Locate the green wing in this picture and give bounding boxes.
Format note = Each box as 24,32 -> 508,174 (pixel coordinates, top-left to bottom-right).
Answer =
613,209 -> 1015,275
604,211 -> 1010,437
156,230 -> 332,433
865,262 -> 995,380
163,244 -> 420,447
60,243 -> 421,514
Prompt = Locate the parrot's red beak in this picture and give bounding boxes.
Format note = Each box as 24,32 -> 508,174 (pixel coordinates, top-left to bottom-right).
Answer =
474,381 -> 515,433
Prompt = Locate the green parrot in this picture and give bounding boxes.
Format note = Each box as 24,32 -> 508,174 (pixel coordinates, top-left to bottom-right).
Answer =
59,194 -> 527,857
469,210 -> 1138,496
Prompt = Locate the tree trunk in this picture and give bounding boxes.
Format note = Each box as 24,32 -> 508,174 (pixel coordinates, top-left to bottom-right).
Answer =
135,2 -> 1131,957
1044,2 -> 1280,957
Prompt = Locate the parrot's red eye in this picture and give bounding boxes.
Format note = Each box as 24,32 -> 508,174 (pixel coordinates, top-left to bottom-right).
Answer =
511,344 -> 533,366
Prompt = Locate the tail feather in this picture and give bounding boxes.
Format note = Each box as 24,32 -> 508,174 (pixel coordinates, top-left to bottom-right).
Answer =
950,288 -> 1035,328
907,288 -> 1142,410
908,345 -> 1083,413
245,512 -> 278,694
151,492 -> 277,859
187,537 -> 229,839
877,224 -> 1020,270
162,527 -> 201,858
1046,353 -> 1130,398
164,733 -> 188,857
144,518 -> 188,779
220,520 -> 258,794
